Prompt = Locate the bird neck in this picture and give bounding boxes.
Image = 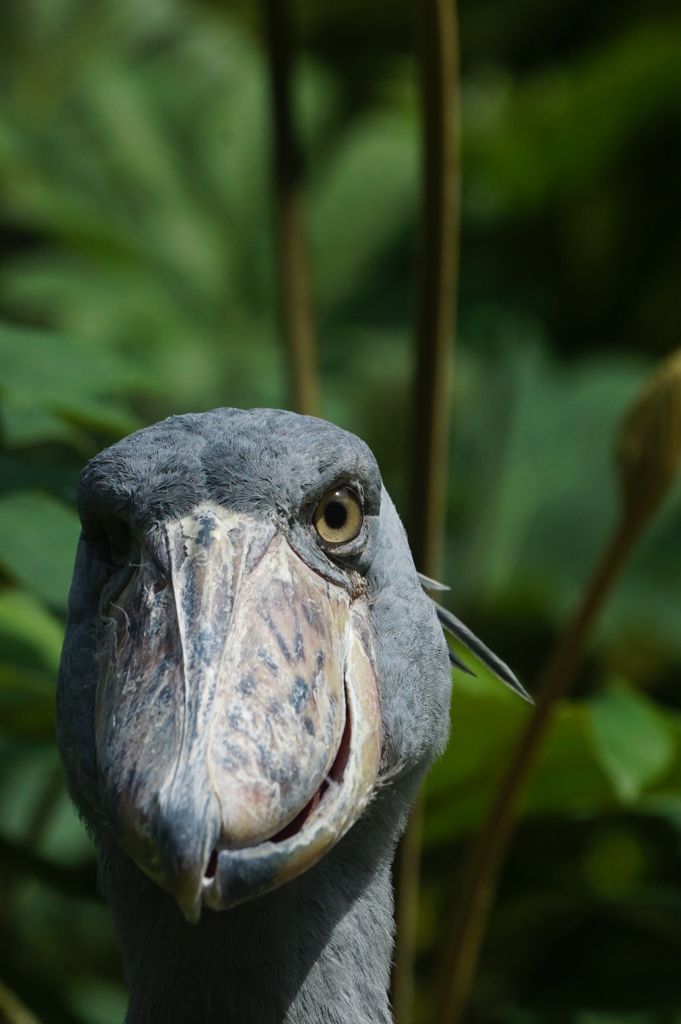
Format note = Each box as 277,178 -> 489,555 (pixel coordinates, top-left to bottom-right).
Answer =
99,806 -> 400,1024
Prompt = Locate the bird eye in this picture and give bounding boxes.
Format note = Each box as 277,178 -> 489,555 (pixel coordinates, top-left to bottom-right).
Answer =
313,488 -> 363,546
102,516 -> 133,569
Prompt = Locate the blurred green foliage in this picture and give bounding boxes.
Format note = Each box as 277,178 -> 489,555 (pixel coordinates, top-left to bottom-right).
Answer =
0,0 -> 680,1022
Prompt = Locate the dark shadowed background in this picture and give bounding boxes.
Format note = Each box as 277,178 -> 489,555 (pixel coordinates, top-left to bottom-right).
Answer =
1,1 -> 681,1022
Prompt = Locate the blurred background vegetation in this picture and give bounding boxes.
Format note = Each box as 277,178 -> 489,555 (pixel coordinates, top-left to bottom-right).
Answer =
0,0 -> 681,1021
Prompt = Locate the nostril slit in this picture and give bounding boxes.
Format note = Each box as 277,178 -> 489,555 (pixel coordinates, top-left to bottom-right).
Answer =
205,849 -> 218,879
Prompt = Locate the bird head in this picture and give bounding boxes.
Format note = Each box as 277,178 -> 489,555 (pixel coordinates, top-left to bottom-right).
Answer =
57,409 -> 458,922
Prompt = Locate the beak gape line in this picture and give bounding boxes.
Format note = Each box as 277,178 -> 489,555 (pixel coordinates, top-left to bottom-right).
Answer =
95,504 -> 381,922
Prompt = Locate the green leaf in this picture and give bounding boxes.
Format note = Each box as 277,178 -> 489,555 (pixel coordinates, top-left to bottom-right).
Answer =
525,703 -> 616,815
0,492 -> 80,609
464,21 -> 681,221
426,658 -> 527,801
450,335 -> 643,609
0,667 -> 55,737
0,590 -> 64,671
0,321 -> 144,446
588,680 -> 675,802
65,979 -> 128,1024
310,110 -> 419,312
0,663 -> 54,695
423,672 -> 617,846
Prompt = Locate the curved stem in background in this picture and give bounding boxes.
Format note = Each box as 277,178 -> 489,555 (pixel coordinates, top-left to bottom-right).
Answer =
262,0 -> 319,417
434,509 -> 648,1024
392,2 -> 462,1023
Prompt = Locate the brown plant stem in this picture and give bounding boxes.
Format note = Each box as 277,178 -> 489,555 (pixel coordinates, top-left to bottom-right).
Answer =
0,978 -> 43,1024
435,508 -> 649,1024
392,2 -> 462,1023
408,0 -> 461,576
262,0 -> 319,417
391,795 -> 424,1024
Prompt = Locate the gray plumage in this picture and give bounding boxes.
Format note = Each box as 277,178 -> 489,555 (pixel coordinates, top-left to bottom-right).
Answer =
56,408 -> 516,1023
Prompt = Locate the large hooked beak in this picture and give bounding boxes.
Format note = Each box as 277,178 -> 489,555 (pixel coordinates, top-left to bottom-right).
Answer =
95,504 -> 381,922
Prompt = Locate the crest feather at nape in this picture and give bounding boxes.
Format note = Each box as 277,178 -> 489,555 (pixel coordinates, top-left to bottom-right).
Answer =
417,574 -> 533,703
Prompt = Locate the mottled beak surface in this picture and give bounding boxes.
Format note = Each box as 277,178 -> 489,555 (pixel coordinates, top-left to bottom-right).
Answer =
96,504 -> 381,921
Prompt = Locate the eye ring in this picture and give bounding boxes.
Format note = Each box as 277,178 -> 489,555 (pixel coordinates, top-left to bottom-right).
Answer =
313,488 -> 363,546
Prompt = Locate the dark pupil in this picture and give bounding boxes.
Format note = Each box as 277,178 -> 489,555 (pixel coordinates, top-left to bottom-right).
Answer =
324,501 -> 347,531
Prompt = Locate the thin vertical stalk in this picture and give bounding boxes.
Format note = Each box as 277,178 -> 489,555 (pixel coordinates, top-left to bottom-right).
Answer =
262,0 -> 319,417
408,0 -> 461,577
391,796 -> 424,1024
392,2 -> 462,1023
434,508 -> 649,1024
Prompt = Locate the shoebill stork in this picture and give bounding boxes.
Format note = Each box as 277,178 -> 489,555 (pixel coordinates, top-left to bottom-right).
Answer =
57,409 -> 527,1024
